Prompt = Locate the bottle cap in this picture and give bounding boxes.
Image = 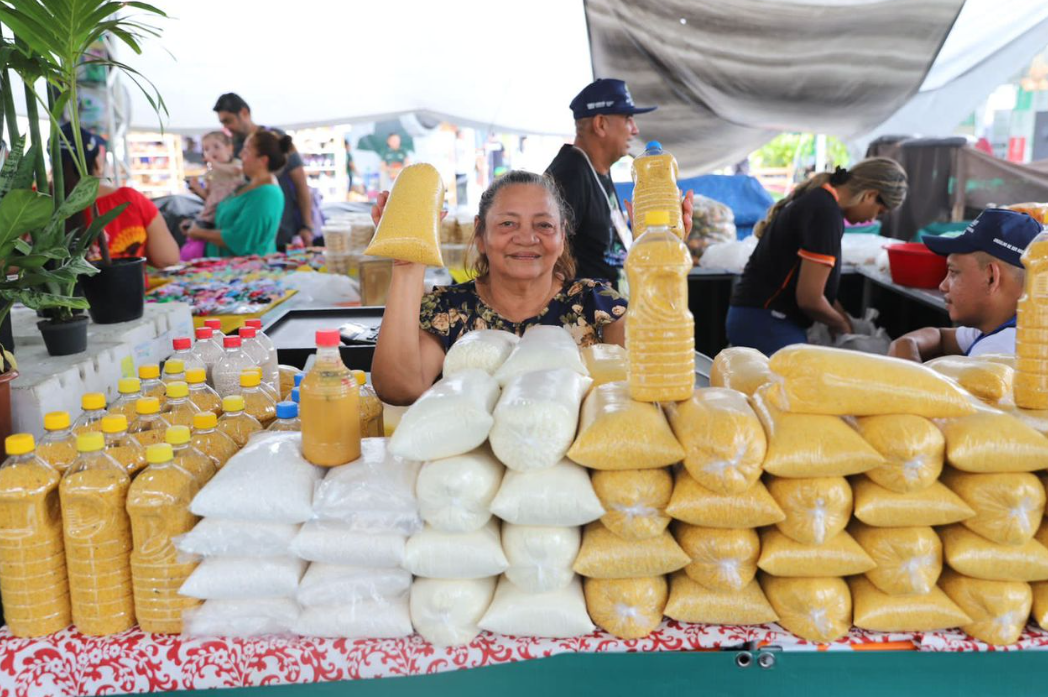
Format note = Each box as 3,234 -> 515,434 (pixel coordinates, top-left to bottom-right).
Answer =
165,425 -> 191,446
44,412 -> 70,431
222,395 -> 245,412
136,397 -> 161,415
316,329 -> 340,348
193,412 -> 218,430
195,327 -> 214,341
76,432 -> 105,453
645,140 -> 663,151
240,371 -> 261,388
146,443 -> 174,465
352,370 -> 366,387
5,433 -> 35,456
204,319 -> 223,331
245,319 -> 262,329
223,336 -> 242,349
644,210 -> 671,227
294,373 -> 304,387
118,377 -> 141,395
291,387 -> 300,404
101,415 -> 129,434
139,364 -> 160,380
82,393 -> 106,411
240,326 -> 258,339
172,337 -> 192,351
164,359 -> 185,375
185,369 -> 207,384
276,401 -> 298,419
166,381 -> 189,399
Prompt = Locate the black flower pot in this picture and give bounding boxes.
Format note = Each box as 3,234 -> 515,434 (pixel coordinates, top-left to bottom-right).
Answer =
37,316 -> 89,356
81,257 -> 146,324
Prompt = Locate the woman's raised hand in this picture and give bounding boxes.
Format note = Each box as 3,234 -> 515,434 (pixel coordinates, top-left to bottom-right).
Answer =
370,190 -> 390,227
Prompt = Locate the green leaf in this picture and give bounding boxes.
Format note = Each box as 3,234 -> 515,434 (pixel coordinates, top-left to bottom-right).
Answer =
71,201 -> 126,255
0,189 -> 52,237
1,288 -> 89,311
0,134 -> 26,199
53,176 -> 98,222
13,239 -> 31,255
11,142 -> 41,191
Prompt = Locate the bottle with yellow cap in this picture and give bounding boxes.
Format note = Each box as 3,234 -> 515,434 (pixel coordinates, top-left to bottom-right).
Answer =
161,359 -> 186,386
185,368 -> 222,416
101,415 -> 147,477
36,412 -> 78,474
160,381 -> 201,428
170,336 -> 206,376
125,443 -> 201,634
246,366 -> 280,402
128,397 -> 173,447
625,209 -> 695,402
0,434 -> 72,637
165,426 -> 216,485
239,370 -> 276,428
191,412 -> 239,469
72,393 -> 107,435
138,365 -> 166,403
217,395 -> 262,447
108,378 -> 143,423
59,432 -> 135,636
352,370 -> 384,438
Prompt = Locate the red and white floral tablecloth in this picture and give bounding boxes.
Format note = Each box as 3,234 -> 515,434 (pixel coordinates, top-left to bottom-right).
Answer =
0,621 -> 1042,697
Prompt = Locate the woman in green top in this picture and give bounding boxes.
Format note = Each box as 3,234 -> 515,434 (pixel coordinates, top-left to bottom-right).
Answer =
186,129 -> 287,257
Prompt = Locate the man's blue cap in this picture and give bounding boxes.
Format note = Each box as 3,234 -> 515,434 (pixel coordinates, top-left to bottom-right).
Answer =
56,122 -> 106,161
924,209 -> 1043,268
570,78 -> 657,120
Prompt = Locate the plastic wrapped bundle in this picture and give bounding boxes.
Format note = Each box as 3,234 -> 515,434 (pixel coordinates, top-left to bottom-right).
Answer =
416,447 -> 503,533
442,330 -> 519,377
175,520 -> 300,558
941,524 -> 1048,582
573,522 -> 690,579
939,570 -> 1032,646
664,572 -> 776,625
478,576 -> 595,638
567,382 -> 684,470
502,524 -> 580,593
940,469 -> 1045,546
760,574 -> 852,643
490,459 -> 604,526
581,344 -> 628,388
766,345 -> 975,418
296,564 -> 412,607
403,520 -> 509,579
674,524 -> 759,591
849,523 -> 941,596
364,163 -> 445,266
757,529 -> 875,577
289,522 -> 405,567
852,477 -> 974,527
766,476 -> 851,546
665,388 -> 765,494
849,576 -> 969,632
925,356 -> 1014,405
854,415 -> 945,493
710,347 -> 772,397
410,578 -> 497,647
940,409 -> 1048,473
183,598 -> 300,638
1032,580 -> 1048,630
666,472 -> 785,528
294,597 -> 414,639
493,325 -> 589,386
180,557 -> 307,600
583,577 -> 667,640
591,469 -> 672,540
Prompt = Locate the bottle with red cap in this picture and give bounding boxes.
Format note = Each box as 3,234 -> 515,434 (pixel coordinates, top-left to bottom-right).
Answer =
244,319 -> 279,381
212,335 -> 257,398
170,337 -> 206,376
300,329 -> 361,467
190,327 -> 224,385
239,326 -> 278,390
202,320 -> 226,352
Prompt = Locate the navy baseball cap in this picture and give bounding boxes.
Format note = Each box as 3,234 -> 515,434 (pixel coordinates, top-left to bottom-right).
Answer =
56,123 -> 107,163
924,208 -> 1043,268
569,78 -> 657,120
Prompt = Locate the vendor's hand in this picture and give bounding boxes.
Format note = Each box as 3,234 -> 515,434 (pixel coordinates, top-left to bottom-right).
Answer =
624,190 -> 695,236
371,190 -> 449,228
186,225 -> 205,240
888,337 -> 922,362
298,227 -> 314,247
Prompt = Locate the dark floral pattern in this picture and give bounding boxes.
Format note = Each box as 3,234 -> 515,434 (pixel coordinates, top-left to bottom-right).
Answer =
420,278 -> 627,350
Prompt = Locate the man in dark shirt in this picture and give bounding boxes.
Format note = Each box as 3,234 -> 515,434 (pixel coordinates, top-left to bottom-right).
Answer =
545,79 -> 656,282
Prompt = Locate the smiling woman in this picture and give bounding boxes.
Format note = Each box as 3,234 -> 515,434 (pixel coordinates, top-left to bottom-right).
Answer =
371,170 -> 628,405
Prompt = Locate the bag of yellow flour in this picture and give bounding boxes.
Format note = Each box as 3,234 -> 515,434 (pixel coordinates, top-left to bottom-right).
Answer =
760,574 -> 851,643
940,469 -> 1045,546
925,356 -> 1014,405
852,477 -> 974,527
941,524 -> 1048,582
849,576 -> 968,632
665,388 -> 765,494
666,471 -> 784,528
766,345 -> 975,418
940,569 -> 1032,646
941,409 -> 1048,473
674,524 -> 759,592
757,529 -> 875,577
766,476 -> 851,545
364,163 -> 445,266
849,523 -> 941,596
573,522 -> 689,579
581,345 -> 628,389
1032,581 -> 1048,630
710,347 -> 772,397
854,415 -> 944,494
665,572 -> 777,625
591,469 -> 672,541
583,576 -> 667,639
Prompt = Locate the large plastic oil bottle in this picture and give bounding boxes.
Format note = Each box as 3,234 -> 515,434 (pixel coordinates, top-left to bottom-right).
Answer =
300,330 -> 361,466
625,210 -> 695,402
630,141 -> 684,240
1016,229 -> 1048,409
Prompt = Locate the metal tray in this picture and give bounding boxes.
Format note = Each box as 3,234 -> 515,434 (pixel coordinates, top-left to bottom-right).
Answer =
263,307 -> 383,370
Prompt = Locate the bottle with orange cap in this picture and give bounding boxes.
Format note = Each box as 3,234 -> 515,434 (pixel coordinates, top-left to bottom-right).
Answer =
128,397 -> 172,447
213,335 -> 256,398
161,381 -> 201,428
36,412 -> 78,473
0,433 -> 72,637
72,393 -> 107,435
190,327 -> 224,385
217,395 -> 262,448
185,368 -> 222,415
352,370 -> 384,438
101,414 -> 147,476
108,378 -> 143,423
126,442 -> 200,634
60,432 -> 135,636
239,370 -> 276,428
138,365 -> 166,403
165,426 -> 216,485
191,412 -> 239,469
300,329 -> 361,466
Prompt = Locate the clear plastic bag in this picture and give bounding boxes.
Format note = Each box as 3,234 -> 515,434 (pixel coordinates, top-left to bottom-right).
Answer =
572,522 -> 689,579
849,523 -> 941,596
941,469 -> 1045,546
854,415 -> 944,494
766,476 -> 852,546
852,477 -> 974,527
174,519 -> 300,558
294,596 -> 414,639
416,447 -> 503,533
666,471 -> 784,528
410,577 -> 497,647
478,576 -> 594,638
583,576 -> 667,640
443,330 -> 519,377
403,520 -> 508,579
489,458 -> 604,526
941,524 -> 1048,582
674,524 -> 760,592
710,347 -> 772,397
849,576 -> 968,632
925,356 -> 1014,405
686,194 -> 736,264
492,325 -> 589,386
939,569 -> 1032,646
591,469 -> 672,540
757,529 -> 875,577
289,521 -> 405,567
760,574 -> 851,644
179,556 -> 307,600
502,524 -> 580,594
665,572 -> 777,626
940,408 -> 1048,473
296,564 -> 412,607
182,598 -> 300,638
364,163 -> 445,266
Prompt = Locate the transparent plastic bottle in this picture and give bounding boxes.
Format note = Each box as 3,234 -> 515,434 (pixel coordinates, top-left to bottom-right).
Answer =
101,414 -> 147,477
213,335 -> 256,399
203,320 -> 227,356
161,381 -> 201,428
185,368 -> 222,416
0,434 -> 71,637
240,326 -> 279,390
244,318 -> 280,381
73,393 -> 107,435
217,395 -> 263,448
268,401 -> 301,432
36,412 -> 78,474
352,370 -> 384,438
625,210 -> 695,402
60,432 -> 135,636
162,359 -> 186,385
631,141 -> 684,240
126,443 -> 200,634
301,330 -> 361,466
108,378 -> 143,423
245,366 -> 281,402
191,327 -> 225,386
1016,229 -> 1048,409
138,365 -> 166,404
129,397 -> 173,447
165,426 -> 216,487
239,370 -> 277,428
170,337 -> 206,376
191,412 -> 240,470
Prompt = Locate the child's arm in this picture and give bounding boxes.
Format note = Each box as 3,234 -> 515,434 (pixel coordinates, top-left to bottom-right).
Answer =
209,160 -> 243,177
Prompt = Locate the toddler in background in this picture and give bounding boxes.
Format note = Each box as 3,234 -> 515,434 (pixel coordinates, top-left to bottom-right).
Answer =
180,131 -> 245,261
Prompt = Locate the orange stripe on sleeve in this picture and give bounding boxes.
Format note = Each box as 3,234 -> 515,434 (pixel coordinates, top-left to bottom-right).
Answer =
798,249 -> 837,267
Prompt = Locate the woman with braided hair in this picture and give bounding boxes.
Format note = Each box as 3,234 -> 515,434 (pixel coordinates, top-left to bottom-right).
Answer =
726,158 -> 908,355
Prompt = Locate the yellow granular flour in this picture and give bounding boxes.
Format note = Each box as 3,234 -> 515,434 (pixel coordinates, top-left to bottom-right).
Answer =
760,574 -> 851,643
217,398 -> 263,448
940,469 -> 1045,546
1031,581 -> 1048,630
766,476 -> 852,546
849,523 -> 942,596
925,356 -> 1014,405
941,524 -> 1048,582
364,163 -> 446,266
666,471 -> 784,528
674,524 -> 759,592
939,569 -> 1032,646
567,382 -> 685,470
941,409 -> 1048,473
849,576 -> 969,632
591,469 -> 672,541
191,413 -> 240,469
664,572 -> 777,625
709,347 -> 772,397
573,522 -> 690,579
757,529 -> 875,577
583,576 -> 667,640
581,344 -> 628,389
766,345 -> 975,418
852,477 -> 974,527
665,387 -> 765,494
854,415 -> 944,494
